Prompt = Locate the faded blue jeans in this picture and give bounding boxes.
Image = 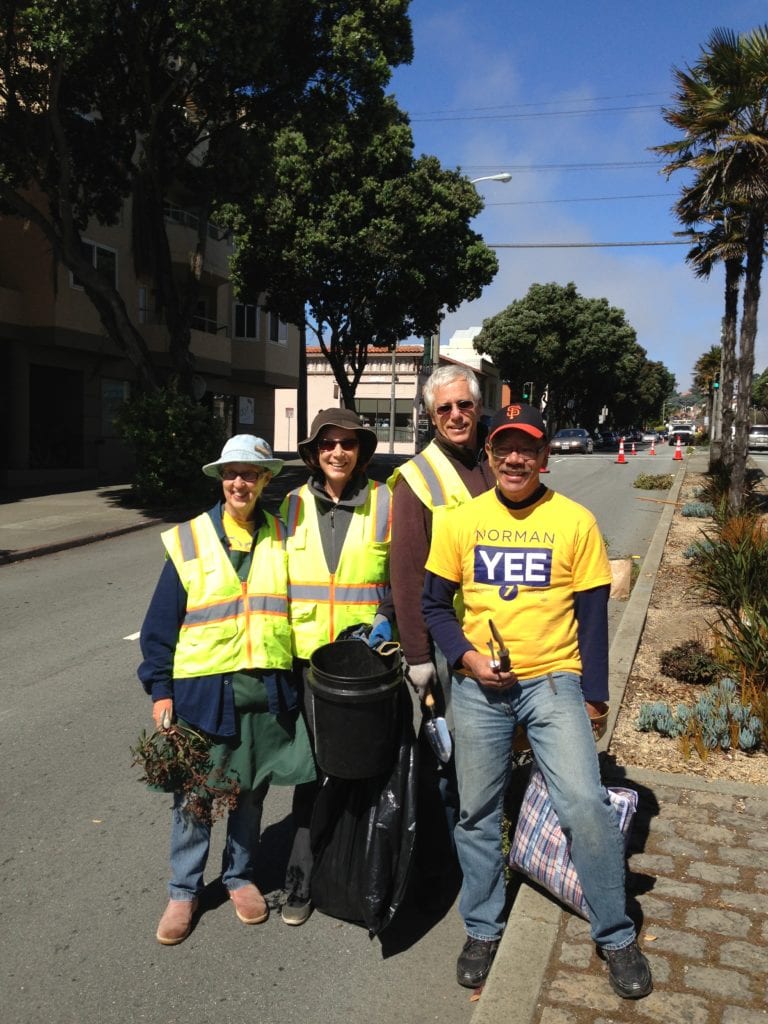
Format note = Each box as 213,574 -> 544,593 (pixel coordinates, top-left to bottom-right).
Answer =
168,782 -> 269,900
451,671 -> 635,949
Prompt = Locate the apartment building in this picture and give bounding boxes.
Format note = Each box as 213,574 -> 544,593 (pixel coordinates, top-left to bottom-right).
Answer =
0,196 -> 299,488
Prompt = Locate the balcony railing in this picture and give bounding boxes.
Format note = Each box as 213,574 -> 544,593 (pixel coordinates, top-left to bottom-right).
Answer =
191,315 -> 229,336
163,203 -> 231,243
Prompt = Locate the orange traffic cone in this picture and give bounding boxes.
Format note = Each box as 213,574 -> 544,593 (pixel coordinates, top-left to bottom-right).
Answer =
616,437 -> 627,464
649,438 -> 656,455
631,441 -> 637,456
673,436 -> 683,461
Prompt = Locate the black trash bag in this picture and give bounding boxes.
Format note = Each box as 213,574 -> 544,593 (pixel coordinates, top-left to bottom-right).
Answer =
309,686 -> 418,937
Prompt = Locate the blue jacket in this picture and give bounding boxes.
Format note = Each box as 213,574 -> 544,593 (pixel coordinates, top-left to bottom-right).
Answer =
138,503 -> 298,738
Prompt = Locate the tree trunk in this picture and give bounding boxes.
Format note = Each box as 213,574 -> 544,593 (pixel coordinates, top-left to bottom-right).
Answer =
728,215 -> 764,513
719,256 -> 741,470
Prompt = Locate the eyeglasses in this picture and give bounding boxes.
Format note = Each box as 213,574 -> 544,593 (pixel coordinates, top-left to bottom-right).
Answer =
317,437 -> 359,452
221,468 -> 267,483
434,399 -> 476,416
490,443 -> 544,461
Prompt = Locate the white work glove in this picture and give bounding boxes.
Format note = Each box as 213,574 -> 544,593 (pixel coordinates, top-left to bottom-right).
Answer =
405,661 -> 438,700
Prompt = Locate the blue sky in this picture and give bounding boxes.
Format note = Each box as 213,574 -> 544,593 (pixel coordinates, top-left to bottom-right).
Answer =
389,1 -> 768,392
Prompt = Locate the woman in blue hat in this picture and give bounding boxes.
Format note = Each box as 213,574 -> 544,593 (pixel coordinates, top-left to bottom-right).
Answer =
138,435 -> 315,945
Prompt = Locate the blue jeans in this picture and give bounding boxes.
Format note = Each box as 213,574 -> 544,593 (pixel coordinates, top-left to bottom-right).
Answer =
168,782 -> 269,900
451,671 -> 635,949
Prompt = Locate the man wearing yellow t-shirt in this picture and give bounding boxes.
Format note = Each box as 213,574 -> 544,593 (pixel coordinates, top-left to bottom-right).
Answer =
423,404 -> 652,1000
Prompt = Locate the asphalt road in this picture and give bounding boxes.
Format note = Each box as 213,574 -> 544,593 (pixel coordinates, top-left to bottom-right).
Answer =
0,451 -> 672,1024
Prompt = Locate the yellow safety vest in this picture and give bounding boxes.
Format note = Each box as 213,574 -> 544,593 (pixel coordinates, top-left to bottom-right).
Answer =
161,511 -> 291,677
282,481 -> 392,659
387,440 -> 474,512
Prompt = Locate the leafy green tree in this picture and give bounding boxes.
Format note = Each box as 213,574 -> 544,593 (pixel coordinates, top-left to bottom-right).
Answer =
656,24 -> 768,510
752,367 -> 768,413
474,282 -> 674,430
228,99 -> 497,409
0,0 -> 413,392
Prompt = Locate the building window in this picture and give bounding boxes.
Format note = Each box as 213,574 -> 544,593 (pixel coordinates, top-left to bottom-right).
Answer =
356,398 -> 413,443
71,241 -> 117,289
267,310 -> 288,345
101,378 -> 130,436
234,302 -> 259,340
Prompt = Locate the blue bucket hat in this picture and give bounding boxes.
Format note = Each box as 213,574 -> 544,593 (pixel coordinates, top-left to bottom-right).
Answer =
202,435 -> 283,478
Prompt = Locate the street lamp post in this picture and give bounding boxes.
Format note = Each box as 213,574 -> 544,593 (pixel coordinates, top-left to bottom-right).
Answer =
428,170 -> 512,370
470,173 -> 512,185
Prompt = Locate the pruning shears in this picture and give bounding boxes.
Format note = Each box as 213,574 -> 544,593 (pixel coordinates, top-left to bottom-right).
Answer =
487,619 -> 511,673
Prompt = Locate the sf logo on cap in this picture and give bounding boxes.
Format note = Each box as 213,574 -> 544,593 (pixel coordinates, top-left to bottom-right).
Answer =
506,405 -> 522,420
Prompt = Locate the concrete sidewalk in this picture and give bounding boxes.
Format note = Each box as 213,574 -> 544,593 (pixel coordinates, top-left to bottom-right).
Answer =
474,449 -> 768,1024
0,454 -> 407,565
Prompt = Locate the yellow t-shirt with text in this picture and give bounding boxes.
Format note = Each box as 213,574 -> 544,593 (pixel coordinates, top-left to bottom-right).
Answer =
425,487 -> 612,680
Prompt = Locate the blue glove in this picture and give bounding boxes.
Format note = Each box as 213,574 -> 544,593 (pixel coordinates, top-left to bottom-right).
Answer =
367,616 -> 393,648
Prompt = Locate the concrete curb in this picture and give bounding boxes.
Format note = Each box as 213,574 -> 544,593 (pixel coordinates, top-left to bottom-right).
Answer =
0,517 -> 164,565
471,458 -> 690,1023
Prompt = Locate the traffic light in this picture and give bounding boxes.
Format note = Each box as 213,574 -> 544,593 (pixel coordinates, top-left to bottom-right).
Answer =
522,381 -> 533,402
713,372 -> 720,390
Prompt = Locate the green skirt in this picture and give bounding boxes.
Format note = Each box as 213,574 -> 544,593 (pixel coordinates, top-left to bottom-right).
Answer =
187,673 -> 316,791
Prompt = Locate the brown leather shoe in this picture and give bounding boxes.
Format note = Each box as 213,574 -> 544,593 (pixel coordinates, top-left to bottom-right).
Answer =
229,883 -> 269,924
156,897 -> 198,945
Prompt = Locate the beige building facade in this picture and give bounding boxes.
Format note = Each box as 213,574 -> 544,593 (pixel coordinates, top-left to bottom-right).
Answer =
0,196 -> 299,488
274,343 -> 502,456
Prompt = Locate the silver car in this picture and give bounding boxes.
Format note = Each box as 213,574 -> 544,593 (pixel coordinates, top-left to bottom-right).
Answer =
549,428 -> 594,454
747,425 -> 768,452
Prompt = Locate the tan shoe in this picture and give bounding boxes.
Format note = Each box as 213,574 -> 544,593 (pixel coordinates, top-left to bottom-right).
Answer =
228,884 -> 269,924
156,897 -> 198,945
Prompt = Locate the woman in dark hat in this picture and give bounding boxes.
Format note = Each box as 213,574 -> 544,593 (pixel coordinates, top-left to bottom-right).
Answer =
138,435 -> 315,945
280,409 -> 395,925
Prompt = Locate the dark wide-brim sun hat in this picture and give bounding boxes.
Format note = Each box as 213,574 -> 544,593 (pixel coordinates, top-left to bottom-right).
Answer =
202,435 -> 283,478
298,408 -> 378,467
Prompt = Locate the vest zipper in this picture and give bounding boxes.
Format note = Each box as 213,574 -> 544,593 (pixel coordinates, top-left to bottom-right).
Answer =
328,571 -> 336,640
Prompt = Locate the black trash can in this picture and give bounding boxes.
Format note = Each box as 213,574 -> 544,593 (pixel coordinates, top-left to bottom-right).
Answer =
308,640 -> 402,779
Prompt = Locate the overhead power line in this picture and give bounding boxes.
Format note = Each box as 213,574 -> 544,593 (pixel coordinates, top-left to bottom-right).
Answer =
410,92 -> 667,118
486,240 -> 688,248
412,103 -> 660,123
466,160 -> 662,171
484,192 -> 674,206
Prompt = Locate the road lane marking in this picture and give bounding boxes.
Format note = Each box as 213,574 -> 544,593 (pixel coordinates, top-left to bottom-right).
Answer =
124,631 -> 140,640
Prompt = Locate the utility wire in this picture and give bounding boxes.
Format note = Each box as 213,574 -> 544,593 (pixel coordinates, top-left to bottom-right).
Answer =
411,103 -> 660,123
485,193 -> 673,206
486,240 -> 688,248
410,92 -> 667,117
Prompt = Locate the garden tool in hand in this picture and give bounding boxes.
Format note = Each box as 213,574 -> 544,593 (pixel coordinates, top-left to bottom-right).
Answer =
423,684 -> 452,763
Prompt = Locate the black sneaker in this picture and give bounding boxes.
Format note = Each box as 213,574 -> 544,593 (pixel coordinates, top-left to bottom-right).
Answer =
600,941 -> 653,999
281,894 -> 312,926
456,936 -> 500,988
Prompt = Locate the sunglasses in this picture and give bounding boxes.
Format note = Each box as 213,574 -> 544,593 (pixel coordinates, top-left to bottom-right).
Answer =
317,437 -> 359,452
490,444 -> 544,461
434,399 -> 476,416
221,468 -> 267,482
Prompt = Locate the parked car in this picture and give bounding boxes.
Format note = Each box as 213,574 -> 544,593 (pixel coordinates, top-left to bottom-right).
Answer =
747,424 -> 768,452
641,430 -> 659,444
550,428 -> 594,454
595,430 -> 619,450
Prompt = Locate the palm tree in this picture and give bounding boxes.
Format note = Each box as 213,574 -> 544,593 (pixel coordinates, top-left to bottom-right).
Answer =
655,25 -> 768,511
674,189 -> 745,467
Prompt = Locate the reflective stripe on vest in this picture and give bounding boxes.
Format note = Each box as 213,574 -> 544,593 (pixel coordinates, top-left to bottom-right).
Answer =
162,511 -> 291,677
387,440 -> 473,512
283,481 -> 391,658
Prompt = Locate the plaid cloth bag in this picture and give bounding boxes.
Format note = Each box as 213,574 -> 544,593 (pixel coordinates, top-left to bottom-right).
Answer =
508,764 -> 638,918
